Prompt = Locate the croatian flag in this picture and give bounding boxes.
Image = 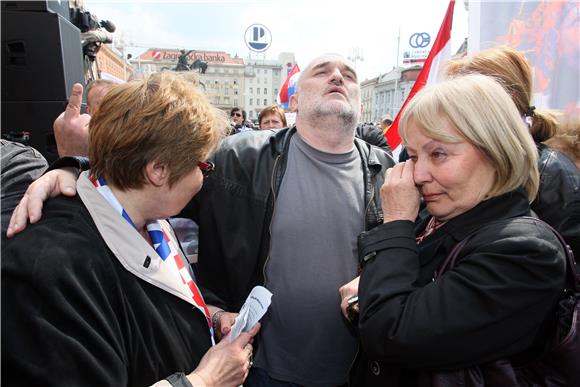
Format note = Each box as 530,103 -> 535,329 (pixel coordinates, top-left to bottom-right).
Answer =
387,0 -> 455,160
278,64 -> 301,108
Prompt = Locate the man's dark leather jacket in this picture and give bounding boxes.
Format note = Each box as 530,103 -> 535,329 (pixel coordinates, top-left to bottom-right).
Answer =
182,126 -> 395,311
532,143 -> 580,258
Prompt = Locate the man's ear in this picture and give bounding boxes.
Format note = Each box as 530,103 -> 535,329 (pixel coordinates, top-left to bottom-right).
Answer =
290,93 -> 299,112
145,160 -> 168,187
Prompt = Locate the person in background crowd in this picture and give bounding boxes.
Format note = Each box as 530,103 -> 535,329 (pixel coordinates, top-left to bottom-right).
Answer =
258,104 -> 287,129
343,74 -> 566,386
379,114 -> 393,133
85,79 -> 116,115
2,71 -> 259,387
545,114 -> 580,170
7,54 -> 395,387
445,45 -> 580,258
230,107 -> 252,134
53,80 -> 116,157
0,140 -> 48,235
355,122 -> 392,154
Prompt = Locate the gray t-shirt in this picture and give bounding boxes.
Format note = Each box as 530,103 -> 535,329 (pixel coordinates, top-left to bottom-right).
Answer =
254,133 -> 364,386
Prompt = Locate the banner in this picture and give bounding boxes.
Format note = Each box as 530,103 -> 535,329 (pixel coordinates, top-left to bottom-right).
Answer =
468,1 -> 579,114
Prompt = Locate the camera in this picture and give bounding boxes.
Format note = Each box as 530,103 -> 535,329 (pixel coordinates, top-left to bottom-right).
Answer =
68,6 -> 115,61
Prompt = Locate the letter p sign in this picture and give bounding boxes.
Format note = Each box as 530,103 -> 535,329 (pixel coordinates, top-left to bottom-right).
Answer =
245,24 -> 272,52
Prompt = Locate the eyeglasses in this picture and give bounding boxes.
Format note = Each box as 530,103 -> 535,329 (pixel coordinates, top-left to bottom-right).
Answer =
231,112 -> 242,118
197,161 -> 215,177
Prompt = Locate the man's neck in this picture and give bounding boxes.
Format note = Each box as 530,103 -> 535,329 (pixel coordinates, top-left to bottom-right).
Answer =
295,116 -> 355,154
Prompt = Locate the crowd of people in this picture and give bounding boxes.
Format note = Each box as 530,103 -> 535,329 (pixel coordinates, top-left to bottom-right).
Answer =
1,45 -> 579,387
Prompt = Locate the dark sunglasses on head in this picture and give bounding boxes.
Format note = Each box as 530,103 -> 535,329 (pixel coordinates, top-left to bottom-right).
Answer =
231,112 -> 242,118
197,161 -> 215,177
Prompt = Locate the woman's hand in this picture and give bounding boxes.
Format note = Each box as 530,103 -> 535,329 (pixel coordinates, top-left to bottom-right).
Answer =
339,276 -> 359,320
381,160 -> 421,223
188,323 -> 260,387
214,311 -> 239,342
7,168 -> 79,238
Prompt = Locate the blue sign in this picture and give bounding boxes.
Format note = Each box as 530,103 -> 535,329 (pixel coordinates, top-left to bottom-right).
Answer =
245,24 -> 272,52
409,32 -> 431,48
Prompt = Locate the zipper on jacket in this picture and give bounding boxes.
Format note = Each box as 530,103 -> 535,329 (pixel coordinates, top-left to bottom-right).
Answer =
364,182 -> 375,231
262,153 -> 282,286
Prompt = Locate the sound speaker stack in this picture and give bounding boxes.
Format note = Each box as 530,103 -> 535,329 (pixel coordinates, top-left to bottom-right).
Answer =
2,1 -> 84,162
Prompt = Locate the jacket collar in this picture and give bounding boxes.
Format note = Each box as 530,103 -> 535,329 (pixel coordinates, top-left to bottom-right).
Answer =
418,188 -> 532,244
271,125 -> 383,171
77,171 -> 200,307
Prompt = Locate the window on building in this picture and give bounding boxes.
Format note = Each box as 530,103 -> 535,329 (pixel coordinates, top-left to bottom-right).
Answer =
257,78 -> 260,84
250,78 -> 253,84
257,69 -> 261,74
257,99 -> 260,106
234,89 -> 238,95
233,79 -> 238,85
264,88 -> 267,94
224,88 -> 229,95
263,98 -> 267,105
257,88 -> 260,95
234,99 -> 238,106
250,98 -> 253,105
249,87 -> 253,93
274,88 -> 278,96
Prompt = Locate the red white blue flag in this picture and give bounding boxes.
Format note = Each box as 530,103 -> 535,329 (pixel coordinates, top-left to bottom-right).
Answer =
278,64 -> 301,108
387,0 -> 455,160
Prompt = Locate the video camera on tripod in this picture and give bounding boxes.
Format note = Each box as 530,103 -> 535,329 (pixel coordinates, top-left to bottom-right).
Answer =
69,7 -> 115,61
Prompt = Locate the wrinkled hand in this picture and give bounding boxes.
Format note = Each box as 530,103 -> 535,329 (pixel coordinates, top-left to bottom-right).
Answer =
339,276 -> 359,320
189,323 -> 260,387
338,276 -> 360,320
54,83 -> 91,157
6,168 -> 79,238
381,160 -> 421,223
215,312 -> 238,342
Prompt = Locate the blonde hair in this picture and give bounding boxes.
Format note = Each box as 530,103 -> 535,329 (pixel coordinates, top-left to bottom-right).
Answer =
89,71 -> 227,190
445,45 -> 560,142
400,74 -> 539,201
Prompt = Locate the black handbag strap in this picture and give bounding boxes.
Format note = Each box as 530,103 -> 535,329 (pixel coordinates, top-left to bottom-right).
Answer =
433,216 -> 579,291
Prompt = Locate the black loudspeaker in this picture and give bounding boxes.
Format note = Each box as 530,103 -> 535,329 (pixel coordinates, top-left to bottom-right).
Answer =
1,101 -> 66,161
1,10 -> 83,162
2,1 -> 71,21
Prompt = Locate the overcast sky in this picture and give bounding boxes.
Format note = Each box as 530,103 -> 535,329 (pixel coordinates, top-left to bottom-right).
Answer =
84,0 -> 469,81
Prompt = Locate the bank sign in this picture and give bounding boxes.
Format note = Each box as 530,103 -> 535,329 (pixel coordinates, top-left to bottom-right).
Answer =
245,24 -> 272,52
403,32 -> 432,64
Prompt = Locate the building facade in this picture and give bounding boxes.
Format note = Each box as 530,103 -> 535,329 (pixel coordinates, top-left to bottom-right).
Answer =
360,77 -> 378,123
373,65 -> 421,123
130,49 -> 295,118
96,44 -> 133,82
